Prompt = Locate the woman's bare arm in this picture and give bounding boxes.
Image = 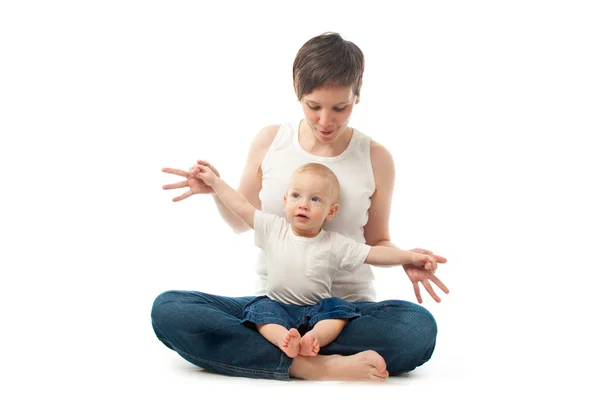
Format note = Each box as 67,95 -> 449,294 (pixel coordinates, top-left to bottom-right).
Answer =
363,140 -> 449,302
363,140 -> 395,248
210,125 -> 279,233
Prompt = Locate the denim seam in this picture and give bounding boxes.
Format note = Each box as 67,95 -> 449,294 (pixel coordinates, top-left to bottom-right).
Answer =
309,311 -> 360,327
168,342 -> 291,380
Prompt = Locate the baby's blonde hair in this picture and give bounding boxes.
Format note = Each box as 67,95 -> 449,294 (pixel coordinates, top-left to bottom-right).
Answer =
291,163 -> 340,203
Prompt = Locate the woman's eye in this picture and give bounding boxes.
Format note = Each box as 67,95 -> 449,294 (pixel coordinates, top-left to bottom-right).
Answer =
307,103 -> 346,112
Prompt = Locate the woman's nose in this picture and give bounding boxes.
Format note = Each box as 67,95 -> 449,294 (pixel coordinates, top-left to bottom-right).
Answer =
320,109 -> 333,127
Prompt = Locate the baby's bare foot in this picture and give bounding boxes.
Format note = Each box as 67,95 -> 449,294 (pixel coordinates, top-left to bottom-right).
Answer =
280,328 -> 300,358
299,332 -> 320,356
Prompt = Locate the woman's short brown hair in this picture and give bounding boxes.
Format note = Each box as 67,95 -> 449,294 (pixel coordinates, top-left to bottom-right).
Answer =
292,32 -> 365,101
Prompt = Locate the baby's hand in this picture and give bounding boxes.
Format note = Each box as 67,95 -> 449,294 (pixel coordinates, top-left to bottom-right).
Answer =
414,253 -> 438,273
194,164 -> 218,187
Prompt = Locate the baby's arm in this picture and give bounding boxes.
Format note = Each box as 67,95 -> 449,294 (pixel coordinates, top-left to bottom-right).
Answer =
195,165 -> 256,229
366,246 -> 437,271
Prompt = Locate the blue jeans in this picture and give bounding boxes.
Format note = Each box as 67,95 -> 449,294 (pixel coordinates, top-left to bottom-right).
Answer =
242,296 -> 361,331
151,290 -> 437,381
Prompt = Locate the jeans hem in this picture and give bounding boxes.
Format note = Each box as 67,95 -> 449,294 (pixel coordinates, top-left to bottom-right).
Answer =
158,337 -> 292,381
241,315 -> 293,330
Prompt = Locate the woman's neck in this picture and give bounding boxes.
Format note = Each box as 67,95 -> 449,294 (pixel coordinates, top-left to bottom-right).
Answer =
298,120 -> 353,157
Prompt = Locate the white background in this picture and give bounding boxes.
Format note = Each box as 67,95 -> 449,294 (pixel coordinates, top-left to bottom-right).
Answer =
1,1 -> 599,399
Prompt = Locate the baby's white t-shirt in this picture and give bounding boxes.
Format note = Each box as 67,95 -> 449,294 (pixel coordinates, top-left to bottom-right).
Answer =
254,210 -> 371,306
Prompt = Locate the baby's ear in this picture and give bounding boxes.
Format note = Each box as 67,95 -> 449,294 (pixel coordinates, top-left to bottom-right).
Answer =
326,203 -> 340,221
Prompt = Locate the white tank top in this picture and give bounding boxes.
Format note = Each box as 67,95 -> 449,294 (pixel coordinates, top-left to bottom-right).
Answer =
256,121 -> 377,302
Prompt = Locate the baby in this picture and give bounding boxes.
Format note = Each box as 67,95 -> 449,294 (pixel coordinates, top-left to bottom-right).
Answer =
195,162 -> 436,357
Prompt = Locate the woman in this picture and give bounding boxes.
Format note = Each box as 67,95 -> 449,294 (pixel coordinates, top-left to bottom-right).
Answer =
152,32 -> 449,382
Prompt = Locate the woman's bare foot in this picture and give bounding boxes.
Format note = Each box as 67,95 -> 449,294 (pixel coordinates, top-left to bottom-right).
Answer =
299,332 -> 320,356
280,328 -> 301,358
289,350 -> 389,382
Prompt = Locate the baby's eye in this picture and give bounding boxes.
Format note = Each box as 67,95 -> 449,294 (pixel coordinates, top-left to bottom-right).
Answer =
311,197 -> 320,202
292,193 -> 300,198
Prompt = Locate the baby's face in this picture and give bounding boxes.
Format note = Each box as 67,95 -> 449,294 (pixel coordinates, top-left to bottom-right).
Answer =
284,172 -> 337,237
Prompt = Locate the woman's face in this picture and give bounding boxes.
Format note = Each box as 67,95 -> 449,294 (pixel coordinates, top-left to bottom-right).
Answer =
301,86 -> 359,144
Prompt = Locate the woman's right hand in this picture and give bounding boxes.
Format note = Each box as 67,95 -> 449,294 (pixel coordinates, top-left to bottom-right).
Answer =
161,160 -> 220,202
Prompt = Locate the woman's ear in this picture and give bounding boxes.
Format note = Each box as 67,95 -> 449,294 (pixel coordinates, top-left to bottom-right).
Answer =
355,96 -> 360,105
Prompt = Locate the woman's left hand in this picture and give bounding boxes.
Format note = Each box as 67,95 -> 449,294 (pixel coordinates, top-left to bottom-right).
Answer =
402,248 -> 449,303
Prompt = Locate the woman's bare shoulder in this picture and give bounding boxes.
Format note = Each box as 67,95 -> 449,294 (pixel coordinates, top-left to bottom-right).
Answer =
243,124 -> 280,164
251,124 -> 281,151
369,139 -> 395,176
